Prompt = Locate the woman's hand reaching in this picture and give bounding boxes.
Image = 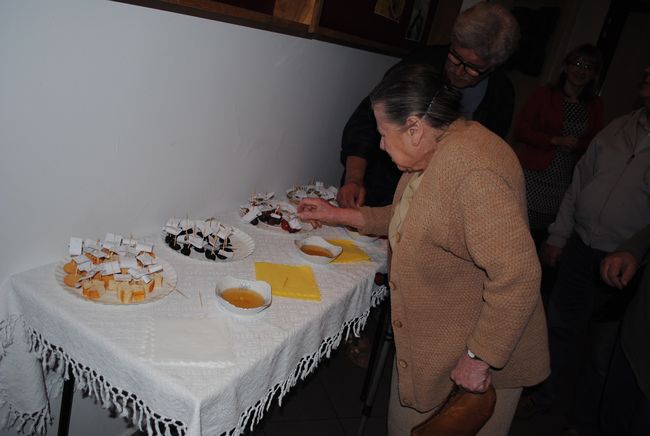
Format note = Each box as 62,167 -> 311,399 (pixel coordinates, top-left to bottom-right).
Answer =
297,198 -> 338,229
297,198 -> 366,230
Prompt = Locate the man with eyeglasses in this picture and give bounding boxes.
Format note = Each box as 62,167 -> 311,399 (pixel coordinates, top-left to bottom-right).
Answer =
338,2 -> 520,209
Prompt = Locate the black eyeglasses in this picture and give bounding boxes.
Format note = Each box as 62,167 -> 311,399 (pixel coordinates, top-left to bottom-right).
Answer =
569,58 -> 595,71
447,49 -> 491,77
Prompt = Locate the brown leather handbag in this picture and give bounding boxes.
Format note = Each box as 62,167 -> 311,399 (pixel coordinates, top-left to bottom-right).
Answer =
411,385 -> 496,436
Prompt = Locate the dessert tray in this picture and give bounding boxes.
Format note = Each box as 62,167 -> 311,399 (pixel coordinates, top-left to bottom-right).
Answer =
162,218 -> 255,262
286,181 -> 338,205
240,192 -> 313,234
56,234 -> 177,305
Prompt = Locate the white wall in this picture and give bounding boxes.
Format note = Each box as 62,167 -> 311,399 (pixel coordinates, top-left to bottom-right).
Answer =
0,1 -> 396,434
0,0 -> 396,283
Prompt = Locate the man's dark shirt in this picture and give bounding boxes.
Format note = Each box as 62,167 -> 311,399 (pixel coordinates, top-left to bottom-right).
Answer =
340,45 -> 515,206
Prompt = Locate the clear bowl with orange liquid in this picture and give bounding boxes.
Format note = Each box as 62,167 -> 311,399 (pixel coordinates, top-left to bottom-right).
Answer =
294,236 -> 342,264
215,276 -> 272,316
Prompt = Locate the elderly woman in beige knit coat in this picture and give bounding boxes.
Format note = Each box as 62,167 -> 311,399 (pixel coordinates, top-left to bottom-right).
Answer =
298,63 -> 550,436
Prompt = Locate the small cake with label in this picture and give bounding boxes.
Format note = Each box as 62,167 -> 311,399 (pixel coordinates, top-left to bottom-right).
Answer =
62,234 -> 165,304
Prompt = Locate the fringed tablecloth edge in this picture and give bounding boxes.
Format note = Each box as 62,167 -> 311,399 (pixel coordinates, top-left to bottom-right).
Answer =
0,314 -> 52,435
223,282 -> 389,436
0,315 -> 188,436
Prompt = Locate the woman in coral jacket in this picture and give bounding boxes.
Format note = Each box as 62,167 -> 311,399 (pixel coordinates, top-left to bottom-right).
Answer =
515,44 -> 604,244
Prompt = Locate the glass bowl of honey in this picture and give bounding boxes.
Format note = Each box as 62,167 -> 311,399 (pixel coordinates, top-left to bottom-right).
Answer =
294,236 -> 342,264
215,276 -> 272,316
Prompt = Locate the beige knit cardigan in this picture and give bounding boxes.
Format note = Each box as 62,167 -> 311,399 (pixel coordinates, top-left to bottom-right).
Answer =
360,120 -> 550,411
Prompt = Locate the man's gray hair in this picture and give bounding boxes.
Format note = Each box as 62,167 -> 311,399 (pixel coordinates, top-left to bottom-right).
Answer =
451,2 -> 520,67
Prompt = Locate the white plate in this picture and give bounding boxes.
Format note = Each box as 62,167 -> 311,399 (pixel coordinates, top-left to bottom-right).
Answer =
55,258 -> 177,305
162,226 -> 255,263
215,276 -> 272,317
294,236 -> 343,264
286,191 -> 338,206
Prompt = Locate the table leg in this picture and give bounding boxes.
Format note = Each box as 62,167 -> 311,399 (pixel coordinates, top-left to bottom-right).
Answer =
57,370 -> 75,436
357,303 -> 394,436
360,299 -> 390,402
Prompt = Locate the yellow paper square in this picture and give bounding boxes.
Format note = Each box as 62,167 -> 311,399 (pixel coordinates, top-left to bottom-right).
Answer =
328,239 -> 371,263
255,262 -> 321,301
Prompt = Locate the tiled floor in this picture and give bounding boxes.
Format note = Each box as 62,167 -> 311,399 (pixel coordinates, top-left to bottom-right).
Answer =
245,336 -> 392,436
242,318 -> 570,436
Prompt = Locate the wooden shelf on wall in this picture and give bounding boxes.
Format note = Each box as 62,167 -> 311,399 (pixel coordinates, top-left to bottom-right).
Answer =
111,0 -> 453,57
111,0 -> 312,38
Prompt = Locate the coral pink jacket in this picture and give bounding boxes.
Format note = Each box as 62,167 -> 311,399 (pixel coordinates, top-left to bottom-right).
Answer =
514,85 -> 604,171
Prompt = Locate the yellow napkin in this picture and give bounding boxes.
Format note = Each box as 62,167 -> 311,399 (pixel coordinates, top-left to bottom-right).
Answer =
328,239 -> 371,263
255,262 -> 321,301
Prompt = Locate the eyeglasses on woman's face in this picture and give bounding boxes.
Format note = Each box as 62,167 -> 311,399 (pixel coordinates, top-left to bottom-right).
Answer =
447,48 -> 490,78
568,57 -> 595,71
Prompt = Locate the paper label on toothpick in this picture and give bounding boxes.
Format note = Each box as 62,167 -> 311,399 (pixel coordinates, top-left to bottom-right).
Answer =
241,206 -> 261,223
91,250 -> 107,259
189,235 -> 204,248
102,261 -> 121,276
136,242 -> 153,253
72,255 -> 90,265
217,226 -> 232,240
84,239 -> 100,250
166,218 -> 180,228
128,267 -> 148,279
164,226 -> 182,236
69,237 -> 83,256
114,273 -> 132,282
77,262 -> 93,272
137,253 -> 155,266
217,250 -> 234,258
141,274 -> 153,284
119,255 -> 138,270
148,263 -> 163,273
122,238 -> 137,247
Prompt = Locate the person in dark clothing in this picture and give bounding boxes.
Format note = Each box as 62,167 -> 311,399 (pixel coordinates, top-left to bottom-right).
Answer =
600,224 -> 650,436
338,2 -> 520,208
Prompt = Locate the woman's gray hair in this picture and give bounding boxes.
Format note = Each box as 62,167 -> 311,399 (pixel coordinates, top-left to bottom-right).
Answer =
451,2 -> 520,67
369,64 -> 461,129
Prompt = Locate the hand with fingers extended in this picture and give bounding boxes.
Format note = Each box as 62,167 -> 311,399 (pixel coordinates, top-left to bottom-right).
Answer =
298,198 -> 366,230
297,198 -> 338,229
600,251 -> 638,290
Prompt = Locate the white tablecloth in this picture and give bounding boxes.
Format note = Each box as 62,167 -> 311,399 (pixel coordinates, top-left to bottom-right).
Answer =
0,212 -> 388,436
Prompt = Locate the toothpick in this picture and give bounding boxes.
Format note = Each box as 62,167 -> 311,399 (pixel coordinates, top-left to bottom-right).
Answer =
199,292 -> 203,307
173,287 -> 189,299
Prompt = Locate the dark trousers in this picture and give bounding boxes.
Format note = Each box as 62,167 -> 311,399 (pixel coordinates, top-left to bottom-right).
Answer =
600,331 -> 650,435
544,234 -> 635,433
